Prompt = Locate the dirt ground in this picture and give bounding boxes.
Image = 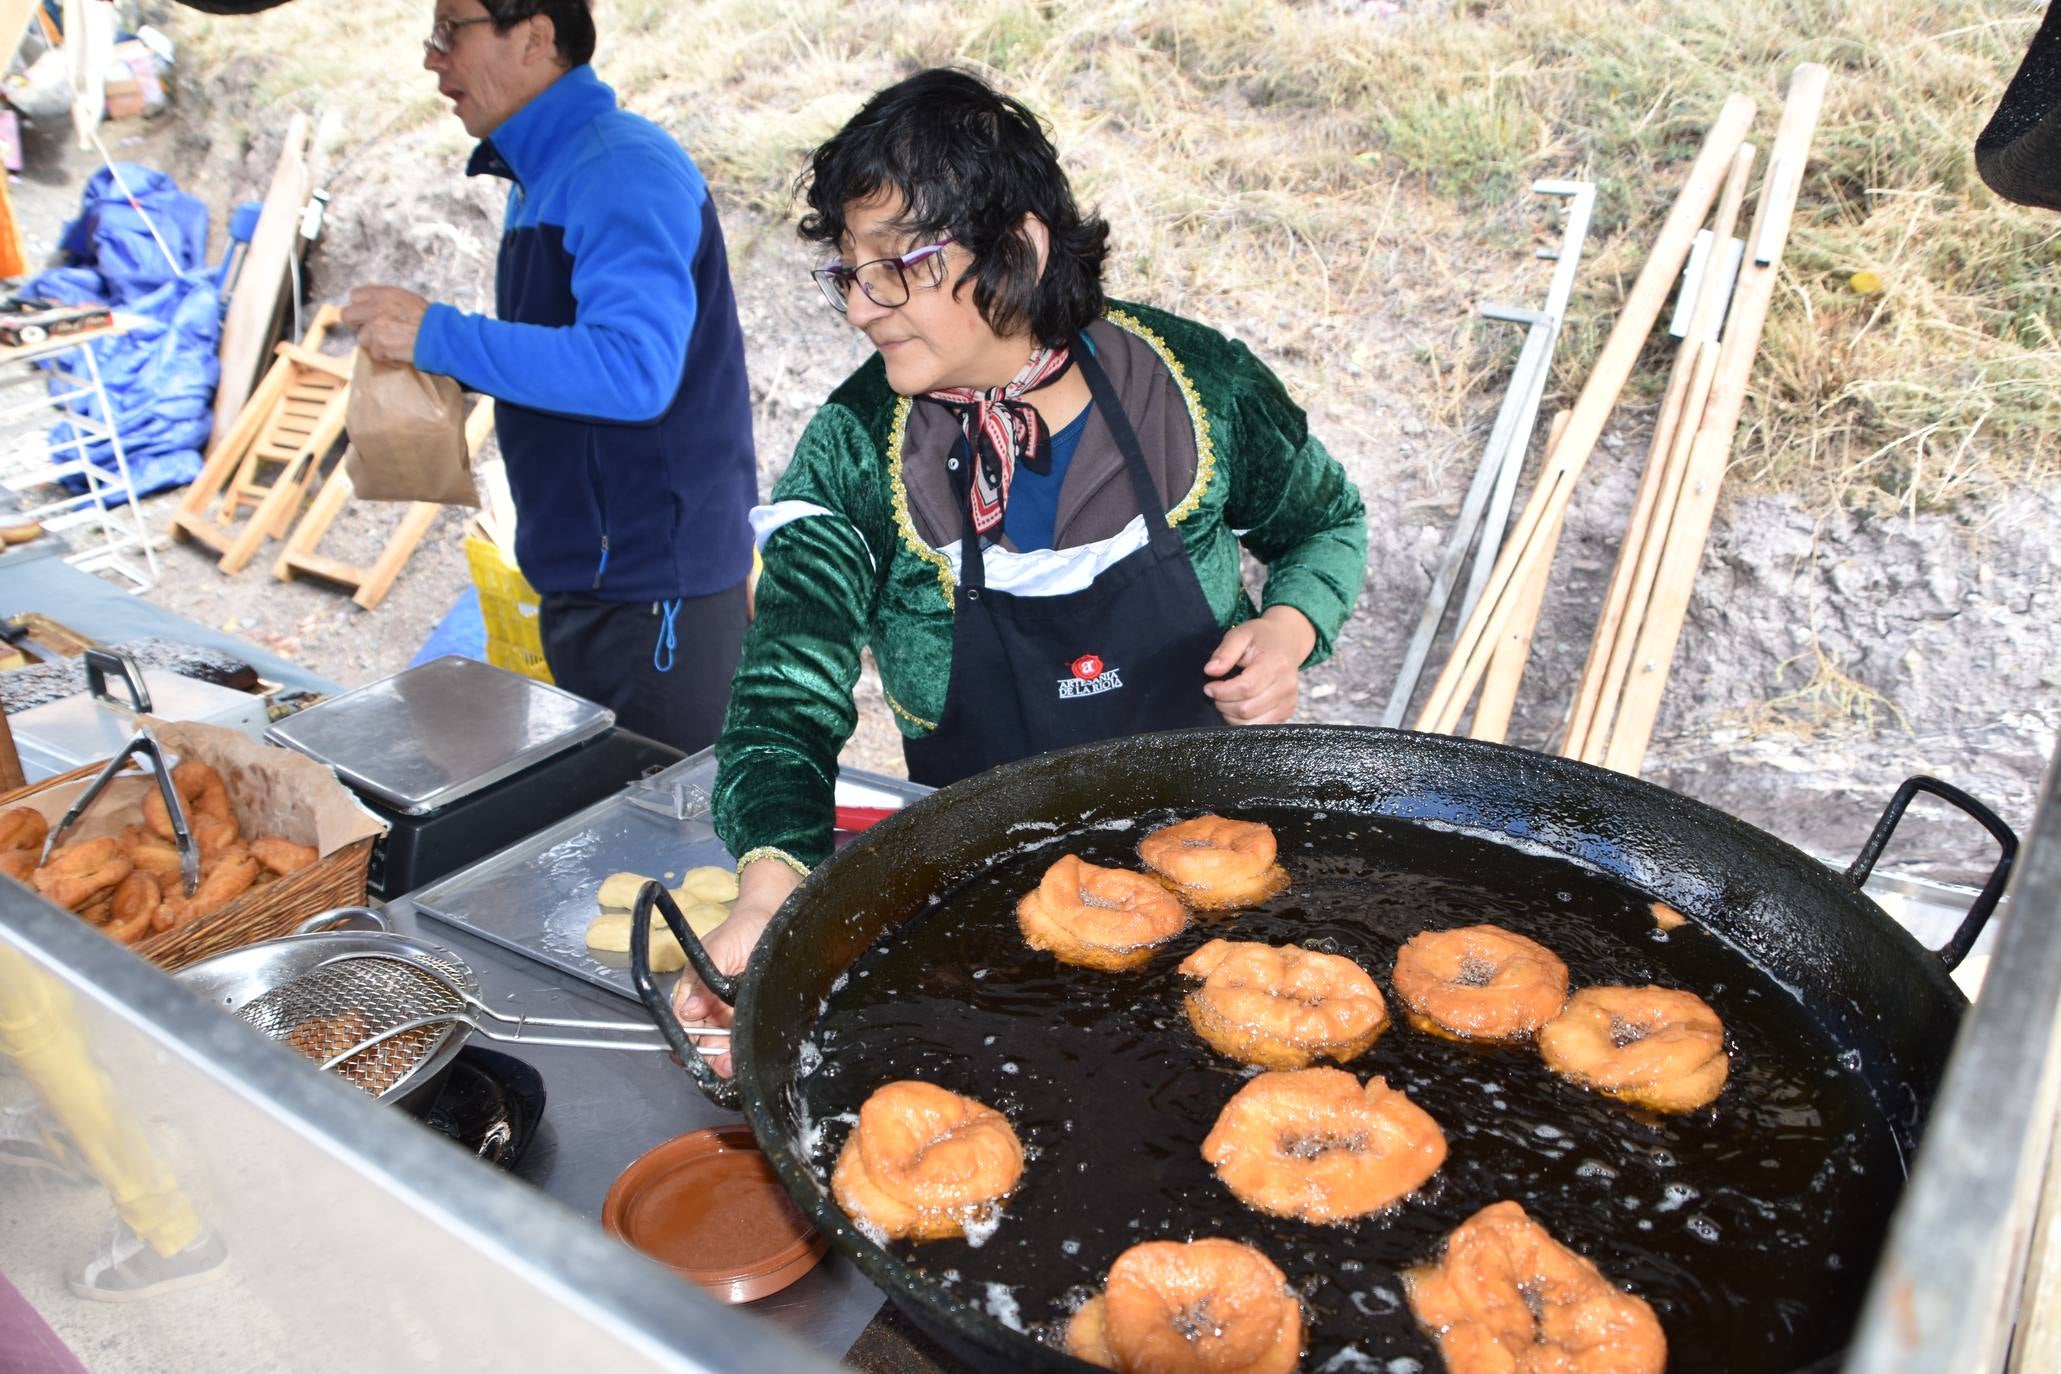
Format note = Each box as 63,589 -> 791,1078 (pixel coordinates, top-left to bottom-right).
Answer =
8,47 -> 2054,885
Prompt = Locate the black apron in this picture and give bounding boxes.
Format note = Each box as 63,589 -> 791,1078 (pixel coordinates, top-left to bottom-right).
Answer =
903,345 -> 1224,788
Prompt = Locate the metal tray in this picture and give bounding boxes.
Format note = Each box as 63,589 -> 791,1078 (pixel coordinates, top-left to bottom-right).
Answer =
408,752 -> 929,1004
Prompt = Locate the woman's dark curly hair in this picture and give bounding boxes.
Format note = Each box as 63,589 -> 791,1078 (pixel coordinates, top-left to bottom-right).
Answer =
798,69 -> 1110,348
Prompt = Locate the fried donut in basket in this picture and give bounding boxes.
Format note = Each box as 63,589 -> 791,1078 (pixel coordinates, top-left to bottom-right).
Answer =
1179,939 -> 1388,1069
1391,924 -> 1569,1042
1067,1237 -> 1303,1374
1017,854 -> 1190,971
0,807 -> 48,853
32,838 -> 133,911
1138,815 -> 1289,910
832,1081 -> 1024,1243
1538,985 -> 1729,1113
1406,1199 -> 1666,1374
1202,1067 -> 1446,1224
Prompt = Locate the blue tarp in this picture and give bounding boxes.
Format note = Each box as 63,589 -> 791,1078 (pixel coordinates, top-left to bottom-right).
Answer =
410,588 -> 488,669
20,164 -> 222,500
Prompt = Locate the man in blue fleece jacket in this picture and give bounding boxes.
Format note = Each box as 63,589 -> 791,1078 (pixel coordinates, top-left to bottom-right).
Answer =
343,0 -> 757,753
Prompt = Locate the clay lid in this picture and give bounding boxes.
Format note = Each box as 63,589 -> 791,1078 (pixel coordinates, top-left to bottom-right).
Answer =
603,1125 -> 827,1303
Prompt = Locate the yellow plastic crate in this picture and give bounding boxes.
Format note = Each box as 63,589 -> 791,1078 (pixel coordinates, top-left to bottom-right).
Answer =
464,534 -> 553,684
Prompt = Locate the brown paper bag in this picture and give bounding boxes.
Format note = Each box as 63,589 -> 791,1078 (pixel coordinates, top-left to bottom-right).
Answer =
343,352 -> 481,506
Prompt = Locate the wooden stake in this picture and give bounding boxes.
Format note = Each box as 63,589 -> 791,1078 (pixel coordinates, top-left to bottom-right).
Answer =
1469,411 -> 1571,744
1413,91 -> 1757,735
1563,143 -> 1757,761
1601,64 -> 1830,777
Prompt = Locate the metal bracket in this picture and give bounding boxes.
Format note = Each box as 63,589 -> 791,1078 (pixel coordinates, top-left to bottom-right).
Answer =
1383,177 -> 1597,728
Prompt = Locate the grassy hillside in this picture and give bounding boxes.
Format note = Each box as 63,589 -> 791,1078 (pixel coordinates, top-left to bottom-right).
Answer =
178,0 -> 2057,515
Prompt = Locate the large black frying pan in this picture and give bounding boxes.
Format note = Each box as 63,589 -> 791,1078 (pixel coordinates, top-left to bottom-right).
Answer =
629,726 -> 2014,1371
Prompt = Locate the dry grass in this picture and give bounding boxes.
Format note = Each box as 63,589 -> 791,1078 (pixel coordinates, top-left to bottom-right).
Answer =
172,0 -> 2058,516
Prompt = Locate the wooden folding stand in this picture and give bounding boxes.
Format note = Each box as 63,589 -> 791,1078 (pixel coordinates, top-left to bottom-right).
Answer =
168,308 -> 352,575
273,398 -> 497,611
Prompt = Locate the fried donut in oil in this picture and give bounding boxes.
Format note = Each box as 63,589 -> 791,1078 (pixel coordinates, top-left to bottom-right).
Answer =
1017,854 -> 1190,972
1391,924 -> 1569,1042
1406,1200 -> 1665,1374
831,1081 -> 1024,1242
1202,1067 -> 1446,1224
1179,939 -> 1388,1069
0,807 -> 48,852
1538,985 -> 1729,1113
32,838 -> 133,911
142,760 -> 238,843
1138,815 -> 1289,910
1067,1238 -> 1302,1374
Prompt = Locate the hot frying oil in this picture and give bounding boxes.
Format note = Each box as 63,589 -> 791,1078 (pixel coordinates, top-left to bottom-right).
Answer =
798,808 -> 1901,1370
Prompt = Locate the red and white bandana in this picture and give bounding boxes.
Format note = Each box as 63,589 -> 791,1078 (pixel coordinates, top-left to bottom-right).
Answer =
925,345 -> 1074,536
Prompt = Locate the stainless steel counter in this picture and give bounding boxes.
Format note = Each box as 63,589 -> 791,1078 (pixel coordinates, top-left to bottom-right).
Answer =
376,896 -> 889,1357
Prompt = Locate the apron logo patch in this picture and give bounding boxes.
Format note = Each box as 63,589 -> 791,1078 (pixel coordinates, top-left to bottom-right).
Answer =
1059,654 -> 1123,700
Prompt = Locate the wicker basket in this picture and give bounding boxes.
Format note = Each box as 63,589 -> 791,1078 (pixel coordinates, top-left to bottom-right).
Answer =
0,747 -> 380,973
464,534 -> 553,684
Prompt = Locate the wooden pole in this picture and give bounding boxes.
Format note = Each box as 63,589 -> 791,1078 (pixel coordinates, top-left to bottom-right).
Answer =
1469,411 -> 1571,744
1414,91 -> 1757,735
1563,143 -> 1758,761
1601,64 -> 1830,777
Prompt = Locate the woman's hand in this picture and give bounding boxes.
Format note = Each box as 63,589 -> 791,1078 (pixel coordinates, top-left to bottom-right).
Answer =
1203,606 -> 1318,725
670,858 -> 804,1077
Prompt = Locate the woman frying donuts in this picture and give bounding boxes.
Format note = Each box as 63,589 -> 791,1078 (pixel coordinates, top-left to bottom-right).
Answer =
675,68 -> 1368,1071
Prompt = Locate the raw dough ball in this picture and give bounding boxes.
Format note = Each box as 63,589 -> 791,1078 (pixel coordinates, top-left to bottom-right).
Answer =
596,871 -> 662,911
675,901 -> 730,940
677,864 -> 740,904
584,913 -> 687,972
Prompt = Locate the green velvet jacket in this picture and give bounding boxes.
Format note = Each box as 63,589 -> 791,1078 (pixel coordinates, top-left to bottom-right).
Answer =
712,300 -> 1368,871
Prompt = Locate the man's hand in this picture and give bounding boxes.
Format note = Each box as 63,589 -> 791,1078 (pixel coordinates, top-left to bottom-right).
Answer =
342,286 -> 432,366
1203,605 -> 1317,725
669,858 -> 804,1077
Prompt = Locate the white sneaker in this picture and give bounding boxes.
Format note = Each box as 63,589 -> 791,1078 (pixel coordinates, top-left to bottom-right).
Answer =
0,1101 -> 90,1183
67,1219 -> 229,1302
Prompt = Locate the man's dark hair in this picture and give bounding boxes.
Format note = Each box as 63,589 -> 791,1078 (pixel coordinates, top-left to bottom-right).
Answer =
798,68 -> 1110,348
480,0 -> 596,69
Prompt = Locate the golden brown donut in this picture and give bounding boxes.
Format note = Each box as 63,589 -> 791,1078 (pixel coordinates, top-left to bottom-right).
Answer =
1016,854 -> 1189,971
0,849 -> 36,884
1538,985 -> 1730,1113
1202,1068 -> 1446,1224
0,807 -> 48,853
155,851 -> 261,930
1406,1200 -> 1666,1374
1179,938 -> 1388,1069
143,760 -> 238,843
125,839 -> 187,889
831,1081 -> 1024,1242
1138,815 -> 1289,910
105,872 -> 161,944
32,838 -> 134,911
1391,924 -> 1570,1042
1066,1238 -> 1302,1374
249,835 -> 320,877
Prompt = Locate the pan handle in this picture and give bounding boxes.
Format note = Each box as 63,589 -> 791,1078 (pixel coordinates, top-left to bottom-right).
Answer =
628,881 -> 742,1110
1845,775 -> 2018,973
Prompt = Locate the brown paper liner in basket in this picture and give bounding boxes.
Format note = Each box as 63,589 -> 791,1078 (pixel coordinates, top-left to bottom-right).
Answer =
0,722 -> 385,971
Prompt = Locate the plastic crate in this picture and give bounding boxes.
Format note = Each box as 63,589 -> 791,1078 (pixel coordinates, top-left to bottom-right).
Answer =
464,534 -> 553,684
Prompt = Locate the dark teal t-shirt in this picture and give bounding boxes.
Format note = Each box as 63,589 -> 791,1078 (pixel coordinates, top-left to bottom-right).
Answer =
1001,401 -> 1094,552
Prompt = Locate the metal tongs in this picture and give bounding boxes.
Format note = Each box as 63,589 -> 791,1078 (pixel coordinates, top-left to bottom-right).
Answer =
37,651 -> 201,895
